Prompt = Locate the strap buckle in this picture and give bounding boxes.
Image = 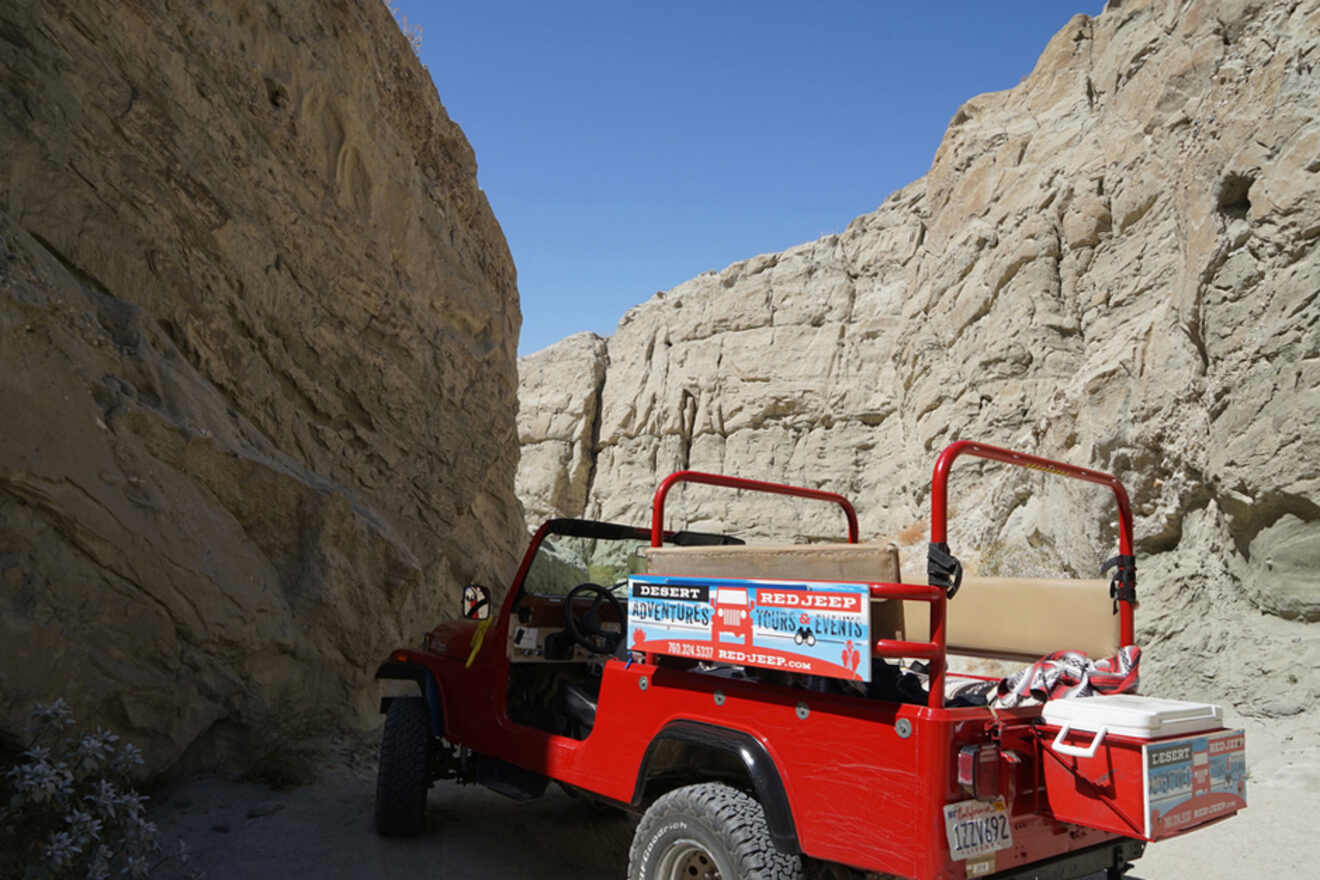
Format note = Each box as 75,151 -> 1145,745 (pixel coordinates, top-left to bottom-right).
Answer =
1102,554 -> 1137,613
928,542 -> 964,599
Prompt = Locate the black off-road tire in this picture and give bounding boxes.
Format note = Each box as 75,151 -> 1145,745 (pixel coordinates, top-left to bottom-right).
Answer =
629,782 -> 803,880
374,697 -> 431,836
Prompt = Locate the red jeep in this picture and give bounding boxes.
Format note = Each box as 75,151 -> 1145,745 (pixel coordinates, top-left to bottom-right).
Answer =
373,441 -> 1245,879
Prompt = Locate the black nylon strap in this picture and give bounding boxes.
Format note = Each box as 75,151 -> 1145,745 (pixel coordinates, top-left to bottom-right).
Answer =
928,541 -> 963,599
1102,553 -> 1137,613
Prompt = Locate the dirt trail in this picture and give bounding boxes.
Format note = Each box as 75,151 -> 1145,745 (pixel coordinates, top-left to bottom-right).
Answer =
155,711 -> 1314,880
155,778 -> 1313,879
157,773 -> 634,879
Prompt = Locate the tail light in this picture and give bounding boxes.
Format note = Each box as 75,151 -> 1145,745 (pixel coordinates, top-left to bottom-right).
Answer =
958,744 -> 1022,803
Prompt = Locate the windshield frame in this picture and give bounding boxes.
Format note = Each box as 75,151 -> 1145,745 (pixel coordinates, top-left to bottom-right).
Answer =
509,518 -> 742,606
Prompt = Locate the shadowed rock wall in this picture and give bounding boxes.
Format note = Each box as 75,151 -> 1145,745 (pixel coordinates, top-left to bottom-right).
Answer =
518,0 -> 1319,718
1,0 -> 524,771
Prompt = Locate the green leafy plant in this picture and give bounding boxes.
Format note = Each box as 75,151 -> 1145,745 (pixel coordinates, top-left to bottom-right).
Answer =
0,700 -> 201,880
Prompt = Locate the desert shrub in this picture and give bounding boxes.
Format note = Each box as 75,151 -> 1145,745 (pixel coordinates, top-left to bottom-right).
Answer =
0,700 -> 201,880
238,694 -> 335,791
385,3 -> 423,55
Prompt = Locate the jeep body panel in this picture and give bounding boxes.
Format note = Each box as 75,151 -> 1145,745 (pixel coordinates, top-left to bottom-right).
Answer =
391,630 -> 1122,879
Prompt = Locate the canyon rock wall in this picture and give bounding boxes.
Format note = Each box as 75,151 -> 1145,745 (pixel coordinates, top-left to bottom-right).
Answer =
518,0 -> 1319,717
1,0 -> 524,772
517,332 -> 608,527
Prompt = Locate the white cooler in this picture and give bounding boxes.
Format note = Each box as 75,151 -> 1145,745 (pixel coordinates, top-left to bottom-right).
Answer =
1041,694 -> 1223,742
1038,694 -> 1246,840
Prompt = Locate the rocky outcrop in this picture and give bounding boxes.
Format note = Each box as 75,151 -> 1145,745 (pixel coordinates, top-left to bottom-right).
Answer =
518,0 -> 1320,716
1,0 -> 524,772
517,332 -> 608,525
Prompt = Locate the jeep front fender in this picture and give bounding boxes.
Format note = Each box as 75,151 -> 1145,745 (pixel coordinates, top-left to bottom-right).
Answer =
374,660 -> 445,739
631,719 -> 799,854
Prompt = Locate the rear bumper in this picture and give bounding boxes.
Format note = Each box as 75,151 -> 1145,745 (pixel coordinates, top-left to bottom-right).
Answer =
990,838 -> 1145,880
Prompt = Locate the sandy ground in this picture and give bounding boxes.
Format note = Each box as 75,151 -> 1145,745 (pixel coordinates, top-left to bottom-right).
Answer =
151,707 -> 1317,879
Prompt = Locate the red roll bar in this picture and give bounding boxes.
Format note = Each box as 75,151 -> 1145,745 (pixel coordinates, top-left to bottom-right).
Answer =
651,471 -> 860,547
925,440 -> 1138,707
930,441 -> 1134,556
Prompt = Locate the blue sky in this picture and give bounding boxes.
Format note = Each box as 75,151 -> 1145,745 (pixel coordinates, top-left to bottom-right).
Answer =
390,1 -> 1105,356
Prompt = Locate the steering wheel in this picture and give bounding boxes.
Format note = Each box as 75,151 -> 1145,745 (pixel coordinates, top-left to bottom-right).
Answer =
563,582 -> 625,655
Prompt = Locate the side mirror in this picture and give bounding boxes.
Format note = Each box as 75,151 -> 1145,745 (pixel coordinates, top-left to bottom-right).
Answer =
462,584 -> 492,621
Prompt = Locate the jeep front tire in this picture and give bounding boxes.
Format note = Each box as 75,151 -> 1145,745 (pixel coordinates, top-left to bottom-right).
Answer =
374,696 -> 431,835
629,782 -> 802,880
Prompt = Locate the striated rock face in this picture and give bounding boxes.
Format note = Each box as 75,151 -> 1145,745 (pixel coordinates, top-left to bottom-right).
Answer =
518,0 -> 1320,717
516,332 -> 608,526
1,0 -> 524,772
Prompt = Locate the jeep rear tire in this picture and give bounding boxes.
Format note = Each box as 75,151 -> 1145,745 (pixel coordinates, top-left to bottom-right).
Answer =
629,782 -> 803,880
374,697 -> 431,836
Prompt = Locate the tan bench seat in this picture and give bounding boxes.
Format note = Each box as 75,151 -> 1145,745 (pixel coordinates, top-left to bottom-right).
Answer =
905,576 -> 1118,662
643,545 -> 1120,663
645,543 -> 901,583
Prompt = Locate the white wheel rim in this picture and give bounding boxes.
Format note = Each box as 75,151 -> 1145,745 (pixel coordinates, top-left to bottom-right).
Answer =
655,838 -> 721,880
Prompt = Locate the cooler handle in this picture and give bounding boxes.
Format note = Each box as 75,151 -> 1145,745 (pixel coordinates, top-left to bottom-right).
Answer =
1050,724 -> 1108,759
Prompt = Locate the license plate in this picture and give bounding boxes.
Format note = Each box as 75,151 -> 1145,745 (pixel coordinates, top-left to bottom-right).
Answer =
943,797 -> 1013,861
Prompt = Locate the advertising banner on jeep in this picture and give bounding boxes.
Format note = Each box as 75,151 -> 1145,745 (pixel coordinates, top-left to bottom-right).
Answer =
627,575 -> 871,681
1143,729 -> 1247,839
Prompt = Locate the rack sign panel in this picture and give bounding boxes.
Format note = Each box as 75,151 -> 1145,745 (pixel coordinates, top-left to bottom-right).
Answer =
627,574 -> 871,682
1143,729 -> 1247,839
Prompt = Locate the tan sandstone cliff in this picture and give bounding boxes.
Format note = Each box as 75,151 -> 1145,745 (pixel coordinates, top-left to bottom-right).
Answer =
517,332 -> 609,526
1,0 -> 524,772
518,0 -> 1319,721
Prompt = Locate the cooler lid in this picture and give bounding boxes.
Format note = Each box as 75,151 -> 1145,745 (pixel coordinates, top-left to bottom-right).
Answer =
1040,694 -> 1223,738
